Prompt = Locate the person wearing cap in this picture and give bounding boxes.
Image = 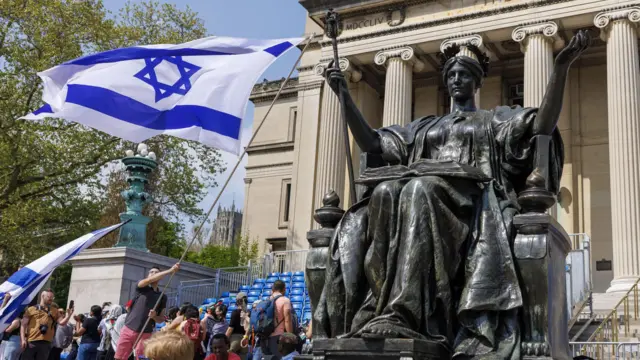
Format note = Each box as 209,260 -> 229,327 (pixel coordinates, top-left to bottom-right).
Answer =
225,293 -> 248,360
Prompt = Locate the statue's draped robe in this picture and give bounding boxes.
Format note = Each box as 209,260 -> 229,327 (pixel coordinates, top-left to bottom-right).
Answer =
315,106 -> 563,359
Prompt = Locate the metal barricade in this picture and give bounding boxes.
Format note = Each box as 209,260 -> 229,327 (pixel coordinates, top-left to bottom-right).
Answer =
570,342 -> 640,359
176,278 -> 217,305
567,234 -> 593,319
266,250 -> 308,274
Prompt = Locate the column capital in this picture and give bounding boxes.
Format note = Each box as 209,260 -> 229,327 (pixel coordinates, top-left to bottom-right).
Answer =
595,6 -> 640,30
512,21 -> 564,51
314,57 -> 362,82
374,46 -> 424,72
440,34 -> 485,53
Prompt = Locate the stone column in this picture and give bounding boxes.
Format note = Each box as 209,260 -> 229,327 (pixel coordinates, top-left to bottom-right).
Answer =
512,22 -> 564,219
512,21 -> 563,107
374,46 -> 423,126
440,34 -> 488,107
594,7 -> 640,292
312,58 -> 362,217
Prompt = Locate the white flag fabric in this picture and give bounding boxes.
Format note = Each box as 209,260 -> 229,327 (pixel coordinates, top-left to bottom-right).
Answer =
0,223 -> 125,333
22,36 -> 304,154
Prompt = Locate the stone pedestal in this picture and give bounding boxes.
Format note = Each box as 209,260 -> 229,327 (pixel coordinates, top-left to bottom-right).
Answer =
114,213 -> 152,251
308,339 -> 450,360
513,213 -> 572,360
67,247 -> 217,314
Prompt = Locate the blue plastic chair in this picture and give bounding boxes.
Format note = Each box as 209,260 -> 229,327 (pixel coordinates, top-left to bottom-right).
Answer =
281,272 -> 293,277
304,304 -> 311,311
290,288 -> 304,296
254,278 -> 266,284
268,272 -> 280,278
293,271 -> 305,277
265,281 -> 276,288
221,291 -> 230,298
292,282 -> 305,289
239,285 -> 251,291
248,290 -> 261,297
251,283 -> 264,290
229,304 -> 238,311
292,302 -> 303,310
262,295 -> 270,301
202,297 -> 214,305
303,312 -> 312,321
263,290 -> 273,296
221,298 -> 230,305
266,276 -> 279,282
247,296 -> 258,303
292,276 -> 305,283
291,295 -> 304,303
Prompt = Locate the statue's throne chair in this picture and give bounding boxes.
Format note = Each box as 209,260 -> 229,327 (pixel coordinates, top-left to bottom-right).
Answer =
303,135 -> 572,360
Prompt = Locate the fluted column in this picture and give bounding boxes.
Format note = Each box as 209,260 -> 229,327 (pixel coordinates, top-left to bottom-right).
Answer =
512,22 -> 563,107
440,34 -> 488,107
375,46 -> 423,126
594,7 -> 640,292
312,58 -> 362,219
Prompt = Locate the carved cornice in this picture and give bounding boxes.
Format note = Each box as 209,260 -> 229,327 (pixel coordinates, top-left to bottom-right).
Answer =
244,178 -> 252,185
374,46 -> 424,72
512,21 -> 564,51
594,6 -> 640,30
319,0 -> 566,46
250,78 -> 323,103
313,57 -> 362,82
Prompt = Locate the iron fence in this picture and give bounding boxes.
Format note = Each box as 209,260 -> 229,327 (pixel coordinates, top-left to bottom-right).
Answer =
570,342 -> 640,359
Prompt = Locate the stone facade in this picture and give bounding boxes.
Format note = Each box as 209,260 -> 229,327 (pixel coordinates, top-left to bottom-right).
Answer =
244,0 -> 640,293
209,203 -> 243,247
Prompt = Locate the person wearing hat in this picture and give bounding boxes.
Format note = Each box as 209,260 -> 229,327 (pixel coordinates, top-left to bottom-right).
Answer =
225,293 -> 248,360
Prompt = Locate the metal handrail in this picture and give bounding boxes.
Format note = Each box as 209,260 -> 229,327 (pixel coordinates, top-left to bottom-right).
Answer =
586,278 -> 640,346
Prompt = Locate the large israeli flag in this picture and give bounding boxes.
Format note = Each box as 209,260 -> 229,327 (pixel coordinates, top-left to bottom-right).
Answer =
0,223 -> 125,333
22,36 -> 304,154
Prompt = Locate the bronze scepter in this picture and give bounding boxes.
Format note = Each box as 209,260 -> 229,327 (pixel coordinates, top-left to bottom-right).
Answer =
326,9 -> 356,206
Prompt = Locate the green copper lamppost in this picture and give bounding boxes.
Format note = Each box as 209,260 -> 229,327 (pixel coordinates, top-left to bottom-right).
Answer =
114,143 -> 157,251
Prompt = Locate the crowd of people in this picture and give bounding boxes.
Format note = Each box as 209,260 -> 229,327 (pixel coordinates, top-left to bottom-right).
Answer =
1,264 -> 311,360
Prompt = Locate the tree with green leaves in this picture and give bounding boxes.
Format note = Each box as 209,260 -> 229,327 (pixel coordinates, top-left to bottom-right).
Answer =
0,0 -> 225,275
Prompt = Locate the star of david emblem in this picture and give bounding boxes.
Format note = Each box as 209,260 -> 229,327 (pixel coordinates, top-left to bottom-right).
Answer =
134,56 -> 201,102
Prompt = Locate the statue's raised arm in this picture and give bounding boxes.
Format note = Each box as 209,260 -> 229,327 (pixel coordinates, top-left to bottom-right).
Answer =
534,30 -> 590,135
325,67 -> 381,154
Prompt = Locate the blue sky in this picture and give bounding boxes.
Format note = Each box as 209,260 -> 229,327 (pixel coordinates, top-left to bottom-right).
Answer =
104,0 -> 307,230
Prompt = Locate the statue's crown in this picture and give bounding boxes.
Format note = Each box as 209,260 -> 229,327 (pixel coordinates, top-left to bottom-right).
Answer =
439,44 -> 490,77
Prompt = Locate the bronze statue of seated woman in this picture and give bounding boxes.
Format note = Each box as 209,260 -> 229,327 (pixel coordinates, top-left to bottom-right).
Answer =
313,31 -> 590,359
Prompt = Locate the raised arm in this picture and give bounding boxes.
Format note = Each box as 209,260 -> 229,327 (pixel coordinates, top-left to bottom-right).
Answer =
534,30 -> 589,135
326,67 -> 381,154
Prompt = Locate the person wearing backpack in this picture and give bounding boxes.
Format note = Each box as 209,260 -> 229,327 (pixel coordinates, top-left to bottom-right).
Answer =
179,306 -> 205,360
258,280 -> 293,360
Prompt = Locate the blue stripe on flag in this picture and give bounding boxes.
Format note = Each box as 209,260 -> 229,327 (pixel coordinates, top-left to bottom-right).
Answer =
1,272 -> 50,326
6,267 -> 40,288
33,104 -> 52,115
65,84 -> 242,139
65,47 -> 255,66
263,42 -> 293,58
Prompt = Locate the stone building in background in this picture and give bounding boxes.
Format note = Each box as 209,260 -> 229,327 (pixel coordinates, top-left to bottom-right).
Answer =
243,0 -> 640,293
210,202 -> 243,247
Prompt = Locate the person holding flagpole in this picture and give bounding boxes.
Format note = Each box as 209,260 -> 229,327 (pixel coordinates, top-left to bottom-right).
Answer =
114,265 -> 179,360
